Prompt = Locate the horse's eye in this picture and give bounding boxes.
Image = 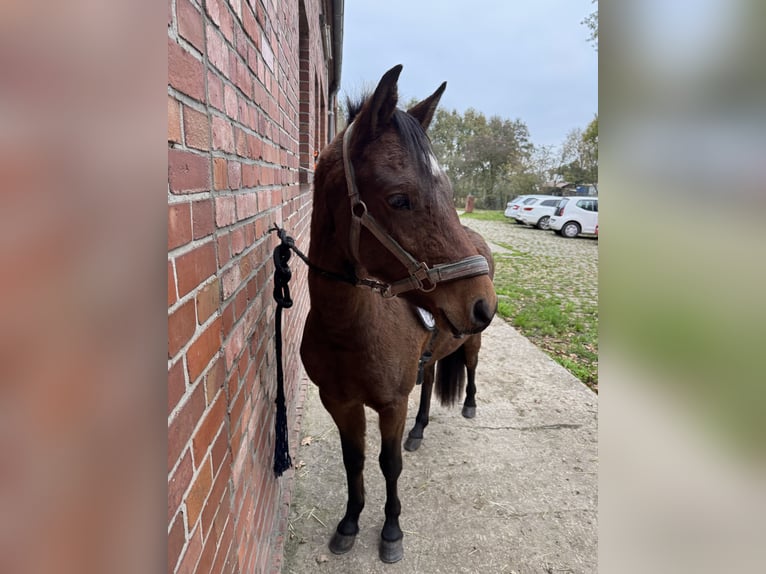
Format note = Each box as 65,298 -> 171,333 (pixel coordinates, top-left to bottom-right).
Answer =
387,194 -> 411,210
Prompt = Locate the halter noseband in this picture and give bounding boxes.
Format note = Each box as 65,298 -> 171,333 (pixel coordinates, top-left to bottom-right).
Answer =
341,121 -> 490,298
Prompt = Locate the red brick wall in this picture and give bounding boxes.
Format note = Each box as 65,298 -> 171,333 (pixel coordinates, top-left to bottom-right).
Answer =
168,1 -> 336,572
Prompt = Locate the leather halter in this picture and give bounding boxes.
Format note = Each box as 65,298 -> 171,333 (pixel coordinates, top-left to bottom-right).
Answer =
341,121 -> 490,298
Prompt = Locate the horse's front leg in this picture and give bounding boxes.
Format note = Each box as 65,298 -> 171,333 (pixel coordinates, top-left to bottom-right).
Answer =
320,395 -> 366,555
378,399 -> 408,563
404,364 -> 435,451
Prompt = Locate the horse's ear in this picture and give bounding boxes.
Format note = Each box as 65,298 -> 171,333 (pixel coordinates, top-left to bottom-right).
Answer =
355,64 -> 403,139
407,81 -> 447,131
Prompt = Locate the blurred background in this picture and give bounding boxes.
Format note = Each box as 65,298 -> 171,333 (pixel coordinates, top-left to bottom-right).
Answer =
600,0 -> 766,571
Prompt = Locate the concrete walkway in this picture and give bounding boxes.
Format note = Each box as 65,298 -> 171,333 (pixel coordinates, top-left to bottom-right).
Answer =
281,316 -> 598,574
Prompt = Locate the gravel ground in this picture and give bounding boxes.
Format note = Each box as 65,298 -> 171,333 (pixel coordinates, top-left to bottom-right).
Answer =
460,218 -> 598,307
460,216 -> 599,390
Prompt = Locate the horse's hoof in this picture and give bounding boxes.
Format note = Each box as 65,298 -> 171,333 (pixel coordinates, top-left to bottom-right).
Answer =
403,436 -> 422,451
329,531 -> 356,555
379,537 -> 404,563
462,405 -> 476,419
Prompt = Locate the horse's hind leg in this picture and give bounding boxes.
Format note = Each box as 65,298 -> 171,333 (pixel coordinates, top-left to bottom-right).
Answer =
404,365 -> 435,452
462,335 -> 481,419
378,399 -> 408,563
321,395 -> 366,555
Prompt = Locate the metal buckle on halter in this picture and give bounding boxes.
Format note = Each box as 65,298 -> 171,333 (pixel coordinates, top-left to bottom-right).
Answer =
412,263 -> 436,293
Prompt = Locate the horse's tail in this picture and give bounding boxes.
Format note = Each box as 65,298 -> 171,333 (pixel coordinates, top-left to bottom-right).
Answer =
434,346 -> 466,407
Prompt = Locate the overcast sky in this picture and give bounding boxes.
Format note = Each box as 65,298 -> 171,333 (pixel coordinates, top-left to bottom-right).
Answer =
339,0 -> 598,148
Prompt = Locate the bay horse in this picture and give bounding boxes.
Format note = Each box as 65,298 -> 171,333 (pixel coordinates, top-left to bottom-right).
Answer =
299,65 -> 497,563
404,227 -> 494,452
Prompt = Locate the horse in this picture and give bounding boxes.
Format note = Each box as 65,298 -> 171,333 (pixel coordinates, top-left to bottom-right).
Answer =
404,227 -> 494,452
299,65 -> 497,564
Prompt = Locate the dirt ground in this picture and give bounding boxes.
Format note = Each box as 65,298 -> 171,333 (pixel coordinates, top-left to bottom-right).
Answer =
281,311 -> 598,573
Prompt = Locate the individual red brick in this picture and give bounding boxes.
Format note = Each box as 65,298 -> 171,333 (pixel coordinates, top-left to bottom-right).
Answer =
215,196 -> 236,227
186,455 -> 212,527
168,359 -> 186,415
234,127 -> 247,157
168,202 -> 192,250
205,0 -> 222,26
168,383 -> 204,472
182,105 -> 210,151
224,83 -> 238,119
217,235 -> 231,267
213,157 -> 228,190
186,317 -> 222,382
227,161 -> 241,189
211,114 -> 234,153
206,23 -> 229,76
175,242 -> 216,298
208,70 -> 224,111
176,523 -> 202,574
221,264 -> 241,301
168,260 -> 177,307
192,390 -> 226,464
168,450 -> 193,523
168,299 -> 196,358
168,148 -> 211,194
230,227 -> 245,256
241,163 -> 256,187
177,0 -> 204,53
210,514 -> 234,574
228,385 -> 247,430
235,193 -> 257,220
196,279 -> 219,325
168,511 -> 186,573
200,350 -> 221,392
168,96 -> 182,143
168,37 -> 205,102
192,200 -> 214,239
196,523 -> 218,574
209,419 -> 229,471
242,2 -> 258,43
218,3 -> 234,44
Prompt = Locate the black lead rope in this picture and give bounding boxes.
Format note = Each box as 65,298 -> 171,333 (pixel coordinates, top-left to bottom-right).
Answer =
271,226 -> 294,477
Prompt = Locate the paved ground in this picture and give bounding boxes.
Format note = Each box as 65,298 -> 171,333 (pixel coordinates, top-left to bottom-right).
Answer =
282,276 -> 598,573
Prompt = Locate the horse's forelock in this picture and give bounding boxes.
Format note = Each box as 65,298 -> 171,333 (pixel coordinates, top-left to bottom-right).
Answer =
346,95 -> 438,187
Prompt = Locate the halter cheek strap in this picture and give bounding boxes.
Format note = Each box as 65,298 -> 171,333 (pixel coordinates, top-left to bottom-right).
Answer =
342,121 -> 490,298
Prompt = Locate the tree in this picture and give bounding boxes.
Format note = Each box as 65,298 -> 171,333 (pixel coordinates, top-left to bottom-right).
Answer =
582,0 -> 598,51
581,115 -> 598,182
555,119 -> 598,185
429,108 -> 534,209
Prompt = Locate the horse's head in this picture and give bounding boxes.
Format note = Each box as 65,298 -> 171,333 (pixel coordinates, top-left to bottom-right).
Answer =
315,65 -> 497,335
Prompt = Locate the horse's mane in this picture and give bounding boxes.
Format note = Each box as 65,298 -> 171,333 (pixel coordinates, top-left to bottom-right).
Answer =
345,94 -> 435,181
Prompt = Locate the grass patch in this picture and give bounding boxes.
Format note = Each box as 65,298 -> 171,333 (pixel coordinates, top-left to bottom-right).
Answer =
489,238 -> 598,392
460,209 -> 514,223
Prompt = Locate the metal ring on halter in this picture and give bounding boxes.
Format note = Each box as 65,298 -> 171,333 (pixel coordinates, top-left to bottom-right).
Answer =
351,200 -> 367,219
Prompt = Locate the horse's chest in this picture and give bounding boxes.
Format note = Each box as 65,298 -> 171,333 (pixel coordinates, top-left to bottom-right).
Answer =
300,313 -> 423,394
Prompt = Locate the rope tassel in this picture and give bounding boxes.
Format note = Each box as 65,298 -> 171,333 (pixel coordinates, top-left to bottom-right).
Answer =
271,226 -> 294,477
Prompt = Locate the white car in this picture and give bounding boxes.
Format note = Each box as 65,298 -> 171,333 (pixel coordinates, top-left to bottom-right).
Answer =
518,197 -> 563,230
548,197 -> 599,237
504,195 -> 553,223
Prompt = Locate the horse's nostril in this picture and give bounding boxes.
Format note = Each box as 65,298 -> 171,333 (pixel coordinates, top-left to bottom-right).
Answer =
472,298 -> 494,328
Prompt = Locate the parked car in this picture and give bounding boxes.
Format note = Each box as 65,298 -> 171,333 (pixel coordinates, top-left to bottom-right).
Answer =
548,197 -> 599,237
518,197 -> 563,229
504,195 -> 555,223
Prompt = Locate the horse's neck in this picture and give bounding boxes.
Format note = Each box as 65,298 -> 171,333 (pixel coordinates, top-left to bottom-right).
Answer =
306,210 -> 377,327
